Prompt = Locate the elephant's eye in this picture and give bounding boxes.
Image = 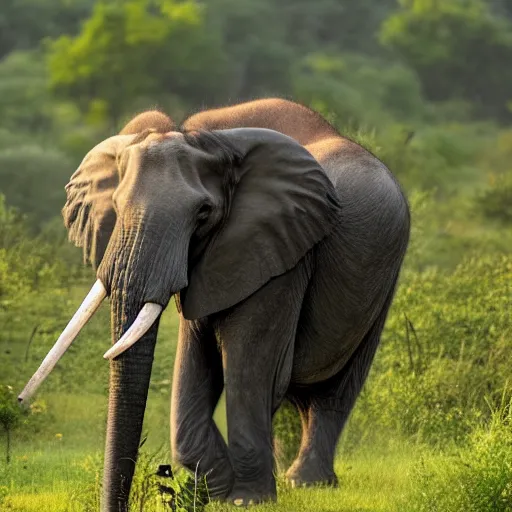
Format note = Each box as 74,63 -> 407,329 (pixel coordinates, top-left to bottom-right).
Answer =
197,203 -> 212,222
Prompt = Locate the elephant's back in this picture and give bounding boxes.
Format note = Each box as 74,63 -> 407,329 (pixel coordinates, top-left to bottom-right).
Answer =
305,135 -> 409,249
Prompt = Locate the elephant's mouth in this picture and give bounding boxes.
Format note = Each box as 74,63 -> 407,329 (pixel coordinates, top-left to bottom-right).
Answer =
17,278 -> 161,403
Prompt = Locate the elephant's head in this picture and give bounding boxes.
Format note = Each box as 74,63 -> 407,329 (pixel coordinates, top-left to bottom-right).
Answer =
19,111 -> 340,510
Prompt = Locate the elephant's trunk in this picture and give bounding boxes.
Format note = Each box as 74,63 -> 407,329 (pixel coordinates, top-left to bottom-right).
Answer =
102,287 -> 161,512
98,217 -> 190,511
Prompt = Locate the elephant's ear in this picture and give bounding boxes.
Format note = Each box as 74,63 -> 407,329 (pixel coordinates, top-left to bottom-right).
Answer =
63,110 -> 175,268
62,134 -> 137,269
180,128 -> 341,319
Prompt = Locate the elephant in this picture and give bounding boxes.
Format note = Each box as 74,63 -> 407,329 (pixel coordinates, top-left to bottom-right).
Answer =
19,98 -> 410,510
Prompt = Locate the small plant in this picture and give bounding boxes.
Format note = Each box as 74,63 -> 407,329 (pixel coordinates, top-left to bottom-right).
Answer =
73,453 -> 103,512
0,384 -> 24,464
75,440 -> 210,512
0,485 -> 7,507
0,384 -> 47,464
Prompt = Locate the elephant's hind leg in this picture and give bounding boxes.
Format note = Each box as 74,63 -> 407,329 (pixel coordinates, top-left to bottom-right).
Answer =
285,393 -> 346,487
217,264 -> 310,506
170,317 -> 234,499
286,290 -> 393,488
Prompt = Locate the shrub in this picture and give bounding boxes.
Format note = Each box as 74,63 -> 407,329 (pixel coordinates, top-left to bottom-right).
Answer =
0,384 -> 47,464
408,398 -> 512,511
348,254 -> 512,447
476,172 -> 512,224
0,145 -> 72,227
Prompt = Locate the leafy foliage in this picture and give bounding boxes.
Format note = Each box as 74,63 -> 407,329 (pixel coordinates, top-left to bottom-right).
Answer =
0,384 -> 48,464
0,0 -> 512,508
476,172 -> 512,224
0,147 -> 72,227
381,0 -> 512,121
0,0 -> 95,59
408,398 -> 512,511
48,0 -> 229,123
349,253 -> 512,446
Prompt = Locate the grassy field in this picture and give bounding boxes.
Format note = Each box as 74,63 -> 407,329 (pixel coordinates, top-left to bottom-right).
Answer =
3,0 -> 512,508
0,282 -> 429,512
1,441 -> 429,512
2,264 -> 512,512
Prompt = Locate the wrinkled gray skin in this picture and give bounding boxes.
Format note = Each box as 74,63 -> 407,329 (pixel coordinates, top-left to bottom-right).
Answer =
62,99 -> 410,511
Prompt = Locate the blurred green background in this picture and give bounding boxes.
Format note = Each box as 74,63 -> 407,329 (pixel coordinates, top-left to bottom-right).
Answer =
0,1 -> 512,510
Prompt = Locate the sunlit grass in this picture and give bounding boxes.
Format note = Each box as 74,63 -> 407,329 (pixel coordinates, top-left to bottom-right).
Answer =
1,440 -> 426,512
3,264 -> 511,511
3,493 -> 83,512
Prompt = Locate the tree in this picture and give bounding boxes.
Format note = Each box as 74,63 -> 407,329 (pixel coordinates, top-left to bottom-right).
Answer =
0,0 -> 94,58
292,52 -> 425,129
0,51 -> 55,134
48,0 -> 229,126
277,0 -> 396,55
490,0 -> 512,20
204,0 -> 293,99
380,0 -> 512,121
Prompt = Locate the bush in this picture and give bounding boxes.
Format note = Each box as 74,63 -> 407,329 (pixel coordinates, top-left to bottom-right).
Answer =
293,52 -> 426,130
0,145 -> 72,228
476,172 -> 512,224
0,384 -> 48,464
348,254 -> 512,447
375,123 -> 488,194
0,195 -> 86,391
408,398 -> 512,511
0,195 -> 81,292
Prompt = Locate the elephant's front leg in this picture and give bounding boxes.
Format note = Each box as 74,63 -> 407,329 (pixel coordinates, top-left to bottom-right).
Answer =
217,266 -> 310,505
170,317 -> 234,499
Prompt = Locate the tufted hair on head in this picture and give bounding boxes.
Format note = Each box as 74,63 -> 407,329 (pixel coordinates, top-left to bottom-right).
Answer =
119,110 -> 175,135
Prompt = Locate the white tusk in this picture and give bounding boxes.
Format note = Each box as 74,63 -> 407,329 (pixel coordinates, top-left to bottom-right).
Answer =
18,280 -> 107,403
103,303 -> 162,360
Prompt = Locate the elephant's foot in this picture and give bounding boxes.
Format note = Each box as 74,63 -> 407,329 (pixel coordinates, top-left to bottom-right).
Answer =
286,461 -> 338,489
227,491 -> 277,507
226,480 -> 277,507
287,475 -> 338,488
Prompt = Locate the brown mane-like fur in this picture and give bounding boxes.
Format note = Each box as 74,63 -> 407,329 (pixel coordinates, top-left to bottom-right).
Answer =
182,98 -> 339,146
119,110 -> 175,135
182,98 -> 376,177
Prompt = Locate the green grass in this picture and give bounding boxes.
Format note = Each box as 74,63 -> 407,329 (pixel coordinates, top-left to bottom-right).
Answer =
0,281 -> 423,511
1,437 -> 428,512
2,277 -> 511,511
